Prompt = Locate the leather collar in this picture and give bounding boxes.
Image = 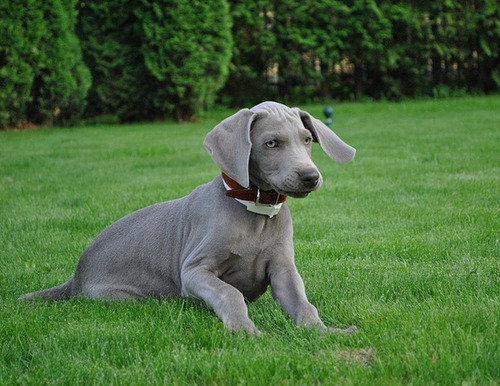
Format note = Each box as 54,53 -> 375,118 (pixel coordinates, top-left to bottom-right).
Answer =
221,173 -> 287,205
221,173 -> 286,218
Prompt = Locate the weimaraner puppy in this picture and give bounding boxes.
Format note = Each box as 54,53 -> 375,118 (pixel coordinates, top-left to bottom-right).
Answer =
20,101 -> 356,335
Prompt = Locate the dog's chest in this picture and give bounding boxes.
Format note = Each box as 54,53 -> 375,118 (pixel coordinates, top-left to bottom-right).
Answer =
216,250 -> 271,302
193,196 -> 293,301
214,228 -> 284,301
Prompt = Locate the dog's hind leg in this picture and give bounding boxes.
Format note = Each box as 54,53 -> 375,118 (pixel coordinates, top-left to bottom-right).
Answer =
82,284 -> 147,301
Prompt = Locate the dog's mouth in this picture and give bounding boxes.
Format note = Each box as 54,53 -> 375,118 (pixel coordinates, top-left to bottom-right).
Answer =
254,172 -> 322,199
273,184 -> 320,198
273,177 -> 322,198
277,189 -> 312,198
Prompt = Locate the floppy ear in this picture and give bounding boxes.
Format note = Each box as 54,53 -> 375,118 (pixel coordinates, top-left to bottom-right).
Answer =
295,109 -> 356,163
204,108 -> 259,187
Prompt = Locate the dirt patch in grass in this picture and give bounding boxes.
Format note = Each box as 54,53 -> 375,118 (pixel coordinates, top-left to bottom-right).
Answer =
334,348 -> 375,367
316,347 -> 375,368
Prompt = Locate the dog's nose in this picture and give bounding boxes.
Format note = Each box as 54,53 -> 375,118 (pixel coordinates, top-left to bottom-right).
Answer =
299,169 -> 320,189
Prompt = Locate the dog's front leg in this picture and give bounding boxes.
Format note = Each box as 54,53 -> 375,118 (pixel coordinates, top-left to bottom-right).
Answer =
181,268 -> 261,335
269,263 -> 326,328
269,262 -> 357,335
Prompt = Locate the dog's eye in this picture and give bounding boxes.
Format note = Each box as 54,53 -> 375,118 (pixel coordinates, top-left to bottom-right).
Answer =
305,137 -> 312,145
265,140 -> 278,148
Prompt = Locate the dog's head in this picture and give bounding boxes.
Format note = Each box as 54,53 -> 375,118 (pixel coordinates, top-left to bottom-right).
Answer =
204,101 -> 355,198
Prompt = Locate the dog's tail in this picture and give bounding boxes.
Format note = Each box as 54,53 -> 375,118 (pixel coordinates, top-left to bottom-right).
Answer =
18,279 -> 75,302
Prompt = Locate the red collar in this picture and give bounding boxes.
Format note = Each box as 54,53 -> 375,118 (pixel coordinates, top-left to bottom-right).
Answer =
221,173 -> 287,205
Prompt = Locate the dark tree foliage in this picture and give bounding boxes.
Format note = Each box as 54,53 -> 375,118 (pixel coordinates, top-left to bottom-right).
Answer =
0,3 -> 42,127
224,0 -> 500,105
77,0 -> 232,122
1,0 -> 498,127
137,0 -> 233,121
76,1 -> 157,122
221,0 -> 277,106
0,0 -> 90,128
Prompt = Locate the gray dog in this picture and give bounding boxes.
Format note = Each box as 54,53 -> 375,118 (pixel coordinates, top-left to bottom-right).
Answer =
20,101 -> 356,335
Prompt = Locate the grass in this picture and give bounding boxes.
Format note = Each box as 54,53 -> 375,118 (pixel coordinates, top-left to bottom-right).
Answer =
1,96 -> 499,384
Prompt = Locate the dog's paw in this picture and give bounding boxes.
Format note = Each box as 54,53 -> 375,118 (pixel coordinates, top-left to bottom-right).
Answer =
225,319 -> 262,336
327,325 -> 358,336
243,326 -> 262,336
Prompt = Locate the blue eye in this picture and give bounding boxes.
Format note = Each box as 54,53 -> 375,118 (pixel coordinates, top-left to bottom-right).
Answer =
265,140 -> 278,148
305,137 -> 312,145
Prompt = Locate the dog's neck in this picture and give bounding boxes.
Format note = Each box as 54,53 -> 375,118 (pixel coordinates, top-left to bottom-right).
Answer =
221,173 -> 286,218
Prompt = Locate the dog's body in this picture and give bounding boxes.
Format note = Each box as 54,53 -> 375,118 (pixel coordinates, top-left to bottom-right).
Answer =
20,102 -> 356,335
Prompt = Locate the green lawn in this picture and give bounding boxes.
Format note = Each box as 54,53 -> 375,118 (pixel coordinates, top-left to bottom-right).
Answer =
1,96 -> 499,384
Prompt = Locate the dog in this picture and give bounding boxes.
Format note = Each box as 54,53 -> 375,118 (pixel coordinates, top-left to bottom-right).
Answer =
19,101 -> 357,335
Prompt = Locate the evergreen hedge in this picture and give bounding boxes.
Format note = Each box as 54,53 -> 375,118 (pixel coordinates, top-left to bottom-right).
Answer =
1,0 -> 498,128
76,1 -> 156,123
77,0 -> 232,123
223,0 -> 500,105
0,0 -> 90,128
137,0 -> 233,121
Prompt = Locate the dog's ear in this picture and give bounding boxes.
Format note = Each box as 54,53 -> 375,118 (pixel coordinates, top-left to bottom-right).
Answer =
295,109 -> 356,163
204,108 -> 260,187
